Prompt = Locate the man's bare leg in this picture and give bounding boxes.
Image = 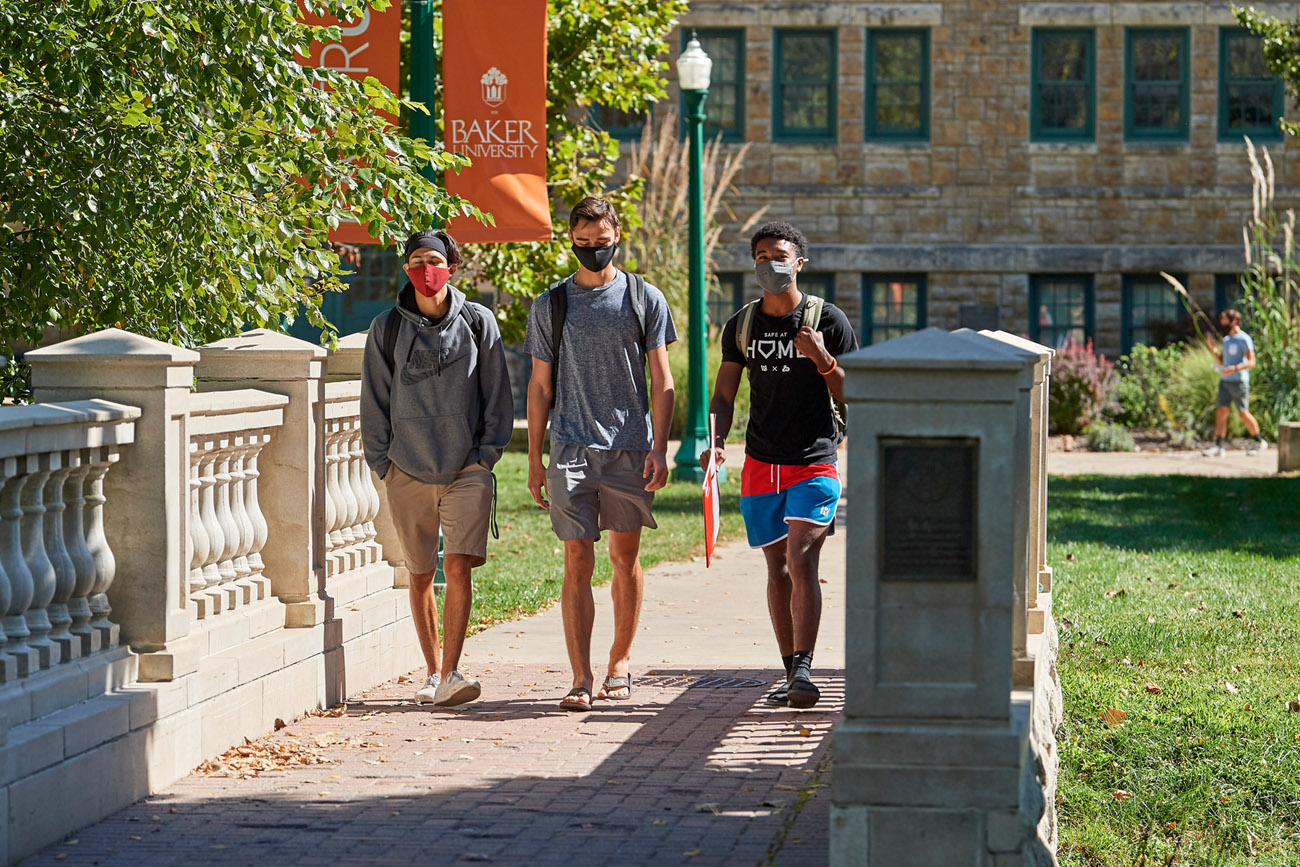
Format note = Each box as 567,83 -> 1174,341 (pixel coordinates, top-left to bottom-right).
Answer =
1215,405 -> 1230,439
408,568 -> 442,677
762,540 -> 794,656
1239,408 -> 1261,438
438,554 -> 474,679
561,538 -> 598,706
599,529 -> 644,698
784,521 -> 830,708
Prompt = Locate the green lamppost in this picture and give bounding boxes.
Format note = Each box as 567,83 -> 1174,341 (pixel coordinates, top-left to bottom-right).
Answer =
672,33 -> 715,483
409,0 -> 438,184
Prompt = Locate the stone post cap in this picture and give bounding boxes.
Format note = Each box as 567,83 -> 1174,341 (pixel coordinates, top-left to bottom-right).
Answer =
326,331 -> 368,381
24,328 -> 200,365
978,329 -> 1055,360
336,332 -> 368,352
841,328 -> 1033,403
197,328 -> 327,382
841,327 -> 1032,371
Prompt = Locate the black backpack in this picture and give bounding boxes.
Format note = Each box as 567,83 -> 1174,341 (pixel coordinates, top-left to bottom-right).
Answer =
548,270 -> 648,402
378,304 -> 484,375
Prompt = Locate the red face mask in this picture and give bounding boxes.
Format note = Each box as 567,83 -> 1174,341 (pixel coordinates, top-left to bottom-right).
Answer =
410,263 -> 451,297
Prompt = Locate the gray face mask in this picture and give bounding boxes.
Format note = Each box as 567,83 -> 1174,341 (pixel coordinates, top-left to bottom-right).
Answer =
755,260 -> 799,294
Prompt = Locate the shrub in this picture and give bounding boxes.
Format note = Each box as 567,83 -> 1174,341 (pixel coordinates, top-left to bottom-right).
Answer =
1108,343 -> 1184,430
1086,420 -> 1136,452
1168,343 -> 1247,440
1048,339 -> 1116,435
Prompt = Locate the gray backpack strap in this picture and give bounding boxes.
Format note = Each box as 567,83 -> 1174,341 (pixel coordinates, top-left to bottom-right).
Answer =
548,278 -> 568,406
735,299 -> 761,363
803,293 -> 824,331
626,271 -> 648,349
381,308 -> 401,374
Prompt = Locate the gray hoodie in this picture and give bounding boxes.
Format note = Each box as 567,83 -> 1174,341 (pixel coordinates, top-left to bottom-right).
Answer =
360,284 -> 513,484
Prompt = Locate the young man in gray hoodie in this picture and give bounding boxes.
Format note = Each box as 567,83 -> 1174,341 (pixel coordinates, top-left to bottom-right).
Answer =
360,229 -> 513,707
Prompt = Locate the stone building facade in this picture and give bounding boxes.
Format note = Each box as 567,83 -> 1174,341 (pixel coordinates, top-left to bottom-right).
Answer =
645,1 -> 1298,357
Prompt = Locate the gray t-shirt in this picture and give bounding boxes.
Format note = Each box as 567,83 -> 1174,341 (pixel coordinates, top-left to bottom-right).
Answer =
525,271 -> 678,451
1221,329 -> 1254,384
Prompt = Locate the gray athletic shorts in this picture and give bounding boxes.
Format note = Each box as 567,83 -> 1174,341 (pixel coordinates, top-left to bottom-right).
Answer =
1217,379 -> 1250,410
546,444 -> 658,541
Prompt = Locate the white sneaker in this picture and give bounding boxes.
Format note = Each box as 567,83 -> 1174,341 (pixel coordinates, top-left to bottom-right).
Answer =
414,673 -> 441,704
1202,445 -> 1226,457
1247,440 -> 1269,456
434,670 -> 482,707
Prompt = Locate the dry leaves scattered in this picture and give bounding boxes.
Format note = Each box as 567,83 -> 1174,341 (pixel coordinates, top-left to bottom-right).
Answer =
195,734 -> 330,778
1144,682 -> 1162,695
1102,707 -> 1128,727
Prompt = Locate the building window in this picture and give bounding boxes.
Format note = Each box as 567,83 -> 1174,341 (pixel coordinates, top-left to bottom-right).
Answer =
683,29 -> 745,142
1029,275 -> 1093,347
862,274 -> 927,345
709,272 -> 746,328
1031,29 -> 1094,141
1219,29 -> 1284,142
589,105 -> 646,142
1122,274 -> 1188,352
866,29 -> 929,141
799,272 -> 836,305
1215,273 -> 1245,313
1125,28 -> 1189,141
773,29 -> 837,142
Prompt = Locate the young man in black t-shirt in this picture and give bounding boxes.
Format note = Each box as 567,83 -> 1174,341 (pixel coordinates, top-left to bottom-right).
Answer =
700,221 -> 858,709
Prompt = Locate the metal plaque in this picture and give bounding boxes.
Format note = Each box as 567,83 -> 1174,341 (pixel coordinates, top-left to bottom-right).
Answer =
880,439 -> 977,581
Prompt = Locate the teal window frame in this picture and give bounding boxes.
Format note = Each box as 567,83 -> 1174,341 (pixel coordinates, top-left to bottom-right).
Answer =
709,271 -> 747,328
1029,275 -> 1094,347
1030,29 -> 1095,141
589,104 -> 647,142
799,272 -> 835,305
1218,28 -> 1284,143
1122,273 -> 1187,352
1124,28 -> 1190,141
865,29 -> 930,141
682,29 -> 745,143
862,274 -> 927,345
773,29 -> 838,142
1215,273 -> 1245,313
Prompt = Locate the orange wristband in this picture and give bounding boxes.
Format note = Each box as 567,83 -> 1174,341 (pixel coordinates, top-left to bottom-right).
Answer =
817,358 -> 837,376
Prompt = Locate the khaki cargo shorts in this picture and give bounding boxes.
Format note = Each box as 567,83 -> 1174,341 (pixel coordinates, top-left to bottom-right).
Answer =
383,463 -> 493,571
546,444 -> 658,541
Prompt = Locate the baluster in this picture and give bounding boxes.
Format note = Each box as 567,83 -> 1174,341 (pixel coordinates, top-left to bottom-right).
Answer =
196,438 -> 224,605
63,452 -> 97,655
85,447 -> 120,647
337,420 -> 360,552
355,427 -> 381,559
345,425 -> 370,565
0,461 -> 12,677
324,420 -> 343,555
212,436 -> 238,597
228,433 -> 255,604
187,441 -> 210,616
245,431 -> 270,599
21,453 -> 59,669
43,455 -> 79,661
0,459 -> 35,676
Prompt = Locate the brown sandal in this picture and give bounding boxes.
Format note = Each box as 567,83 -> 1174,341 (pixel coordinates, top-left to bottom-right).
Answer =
559,687 -> 592,711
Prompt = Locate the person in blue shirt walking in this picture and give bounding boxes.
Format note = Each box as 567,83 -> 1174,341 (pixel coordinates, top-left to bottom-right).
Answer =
1203,308 -> 1268,457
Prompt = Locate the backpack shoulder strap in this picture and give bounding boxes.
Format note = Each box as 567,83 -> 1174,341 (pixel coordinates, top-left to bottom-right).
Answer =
458,302 -> 485,345
548,278 -> 568,401
736,298 -> 761,362
381,308 -> 401,374
626,271 -> 648,349
802,293 -> 824,331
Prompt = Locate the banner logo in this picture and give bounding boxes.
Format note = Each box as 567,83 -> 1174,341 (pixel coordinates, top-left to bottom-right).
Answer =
480,67 -> 508,107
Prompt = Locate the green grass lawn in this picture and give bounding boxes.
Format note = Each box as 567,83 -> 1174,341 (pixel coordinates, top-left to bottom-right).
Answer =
1051,475 -> 1300,866
464,451 -> 746,634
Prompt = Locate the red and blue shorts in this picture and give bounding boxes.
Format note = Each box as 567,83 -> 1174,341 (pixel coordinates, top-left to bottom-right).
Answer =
738,458 -> 841,548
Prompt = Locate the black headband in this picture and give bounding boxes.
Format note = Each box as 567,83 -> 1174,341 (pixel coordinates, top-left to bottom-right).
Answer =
404,232 -> 449,262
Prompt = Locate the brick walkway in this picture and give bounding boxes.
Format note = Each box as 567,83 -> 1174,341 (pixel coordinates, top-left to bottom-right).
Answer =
24,533 -> 846,866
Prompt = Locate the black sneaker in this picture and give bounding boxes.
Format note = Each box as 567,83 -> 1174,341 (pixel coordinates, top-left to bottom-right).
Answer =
764,680 -> 790,707
786,667 -> 820,709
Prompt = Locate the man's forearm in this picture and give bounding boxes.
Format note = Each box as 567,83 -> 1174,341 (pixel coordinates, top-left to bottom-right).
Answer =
527,382 -> 551,464
651,385 -> 674,454
708,396 -> 735,447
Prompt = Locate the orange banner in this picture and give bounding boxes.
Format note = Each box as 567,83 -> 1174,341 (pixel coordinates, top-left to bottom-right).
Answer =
443,0 -> 551,243
299,2 -> 402,244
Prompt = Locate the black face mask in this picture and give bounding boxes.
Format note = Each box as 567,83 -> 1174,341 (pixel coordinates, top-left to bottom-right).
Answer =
571,242 -> 617,273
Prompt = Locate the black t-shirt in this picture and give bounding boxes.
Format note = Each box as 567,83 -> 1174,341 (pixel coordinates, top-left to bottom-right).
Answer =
720,295 -> 858,465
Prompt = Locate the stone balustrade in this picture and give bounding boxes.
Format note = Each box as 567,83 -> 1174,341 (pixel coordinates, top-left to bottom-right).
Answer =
0,400 -> 138,684
323,380 -> 381,579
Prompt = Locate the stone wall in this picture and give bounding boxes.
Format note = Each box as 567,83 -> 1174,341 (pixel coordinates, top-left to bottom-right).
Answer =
665,1 -> 1297,354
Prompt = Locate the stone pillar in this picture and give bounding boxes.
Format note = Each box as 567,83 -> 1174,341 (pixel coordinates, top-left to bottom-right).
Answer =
833,328 -> 1055,866
27,329 -> 200,680
195,330 -> 328,627
1279,422 -> 1300,472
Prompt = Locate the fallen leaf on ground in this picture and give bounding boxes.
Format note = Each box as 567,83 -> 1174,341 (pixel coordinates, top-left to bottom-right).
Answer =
1145,682 -> 1162,694
1104,589 -> 1125,598
1289,700 -> 1300,713
1102,708 -> 1128,727
696,802 -> 722,814
1225,682 -> 1240,695
273,718 -> 287,731
1113,790 -> 1131,801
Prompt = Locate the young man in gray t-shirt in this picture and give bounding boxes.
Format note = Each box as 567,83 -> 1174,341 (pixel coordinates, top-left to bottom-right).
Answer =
524,196 -> 677,712
1203,308 -> 1267,456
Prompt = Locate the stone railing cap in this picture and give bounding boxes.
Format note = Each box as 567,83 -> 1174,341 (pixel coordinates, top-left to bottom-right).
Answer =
200,328 -> 328,358
841,327 -> 1031,370
188,388 -> 290,415
335,332 -> 368,351
978,329 -> 1055,359
0,398 -> 141,433
24,328 -> 200,364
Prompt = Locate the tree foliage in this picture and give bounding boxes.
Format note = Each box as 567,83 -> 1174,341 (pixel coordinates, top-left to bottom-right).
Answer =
440,0 -> 690,343
0,0 -> 481,397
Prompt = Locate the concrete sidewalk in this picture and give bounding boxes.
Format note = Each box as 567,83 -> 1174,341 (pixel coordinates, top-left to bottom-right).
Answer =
25,525 -> 846,866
